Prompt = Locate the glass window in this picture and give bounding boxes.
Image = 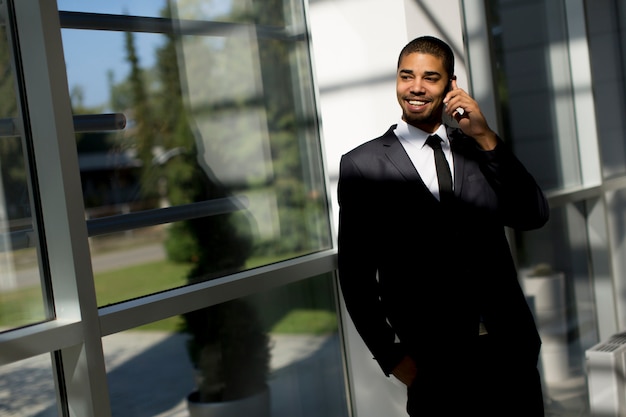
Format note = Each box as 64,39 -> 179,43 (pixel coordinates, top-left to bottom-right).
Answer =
515,203 -> 595,416
606,189 -> 626,327
585,0 -> 626,179
0,2 -> 47,329
488,0 -> 581,191
58,0 -> 332,305
102,274 -> 349,417
0,354 -> 59,416
488,2 -> 600,414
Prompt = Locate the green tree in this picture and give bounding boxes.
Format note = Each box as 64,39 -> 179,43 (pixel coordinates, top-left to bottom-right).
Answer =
152,5 -> 263,403
124,30 -> 159,200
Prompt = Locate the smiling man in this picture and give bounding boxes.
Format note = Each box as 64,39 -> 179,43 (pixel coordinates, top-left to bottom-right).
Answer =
337,36 -> 549,416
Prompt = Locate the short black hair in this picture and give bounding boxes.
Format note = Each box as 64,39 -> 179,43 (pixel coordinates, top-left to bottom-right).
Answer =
397,36 -> 455,79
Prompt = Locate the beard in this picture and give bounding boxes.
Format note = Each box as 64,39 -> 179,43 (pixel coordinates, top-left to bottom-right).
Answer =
401,106 -> 442,129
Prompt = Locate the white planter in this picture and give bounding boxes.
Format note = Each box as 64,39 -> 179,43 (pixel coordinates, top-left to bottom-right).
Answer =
521,270 -> 570,384
187,385 -> 270,417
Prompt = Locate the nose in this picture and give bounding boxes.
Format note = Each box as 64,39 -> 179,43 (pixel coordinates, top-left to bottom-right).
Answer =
408,78 -> 425,94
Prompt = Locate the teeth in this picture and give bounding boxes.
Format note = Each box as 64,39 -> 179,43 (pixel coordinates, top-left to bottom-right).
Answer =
409,100 -> 426,106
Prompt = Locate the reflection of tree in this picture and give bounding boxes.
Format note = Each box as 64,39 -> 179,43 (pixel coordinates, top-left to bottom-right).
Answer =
150,6 -> 266,404
147,7 -> 252,269
124,30 -> 160,201
255,0 -> 330,255
173,0 -> 329,257
90,0 -> 329,258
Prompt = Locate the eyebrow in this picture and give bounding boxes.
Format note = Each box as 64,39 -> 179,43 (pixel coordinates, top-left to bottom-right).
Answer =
398,69 -> 443,78
424,71 -> 442,78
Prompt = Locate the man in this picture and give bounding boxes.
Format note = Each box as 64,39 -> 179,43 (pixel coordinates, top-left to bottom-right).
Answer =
337,36 -> 549,416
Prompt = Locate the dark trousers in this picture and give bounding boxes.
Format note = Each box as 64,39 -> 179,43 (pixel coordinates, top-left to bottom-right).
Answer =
406,335 -> 545,416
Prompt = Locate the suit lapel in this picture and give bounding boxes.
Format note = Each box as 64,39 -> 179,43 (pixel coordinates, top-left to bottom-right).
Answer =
448,127 -> 467,198
380,125 -> 473,200
379,126 -> 422,183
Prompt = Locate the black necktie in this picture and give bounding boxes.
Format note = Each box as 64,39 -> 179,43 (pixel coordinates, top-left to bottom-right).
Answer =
426,134 -> 453,202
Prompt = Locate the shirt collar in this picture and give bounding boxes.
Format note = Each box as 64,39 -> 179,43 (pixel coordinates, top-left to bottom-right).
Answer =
394,120 -> 450,149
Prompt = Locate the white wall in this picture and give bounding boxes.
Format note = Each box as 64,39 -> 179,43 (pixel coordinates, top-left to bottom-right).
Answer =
308,0 -> 467,416
309,4 -> 407,416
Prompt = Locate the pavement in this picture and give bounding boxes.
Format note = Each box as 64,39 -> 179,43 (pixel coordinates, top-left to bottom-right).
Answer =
0,331 -> 348,417
11,243 -> 168,290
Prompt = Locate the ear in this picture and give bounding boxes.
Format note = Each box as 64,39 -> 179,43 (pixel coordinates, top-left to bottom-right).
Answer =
446,75 -> 458,93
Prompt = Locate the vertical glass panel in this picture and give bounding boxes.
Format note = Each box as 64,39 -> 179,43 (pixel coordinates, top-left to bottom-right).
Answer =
607,189 -> 626,327
515,203 -> 595,416
584,0 -> 626,179
488,0 -> 581,191
0,354 -> 59,416
0,2 -> 46,328
59,0 -> 332,303
103,274 -> 349,417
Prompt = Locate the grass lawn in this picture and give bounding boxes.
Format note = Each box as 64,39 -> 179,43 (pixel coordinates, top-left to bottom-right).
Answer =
96,260 -> 192,307
0,284 -> 46,328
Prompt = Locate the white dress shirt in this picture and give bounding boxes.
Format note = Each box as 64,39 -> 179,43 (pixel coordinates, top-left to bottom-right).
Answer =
394,120 -> 454,201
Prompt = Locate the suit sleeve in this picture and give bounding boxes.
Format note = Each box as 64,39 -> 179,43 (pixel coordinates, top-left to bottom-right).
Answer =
479,139 -> 550,230
337,154 -> 406,376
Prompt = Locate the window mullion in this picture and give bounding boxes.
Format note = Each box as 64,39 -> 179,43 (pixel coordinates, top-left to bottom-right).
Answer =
564,0 -> 601,187
11,0 -> 110,416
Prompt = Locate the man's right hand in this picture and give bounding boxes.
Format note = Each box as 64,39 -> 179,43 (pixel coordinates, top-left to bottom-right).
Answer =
392,355 -> 418,386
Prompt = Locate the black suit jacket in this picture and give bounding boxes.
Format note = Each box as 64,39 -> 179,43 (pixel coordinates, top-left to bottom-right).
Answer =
337,125 -> 549,378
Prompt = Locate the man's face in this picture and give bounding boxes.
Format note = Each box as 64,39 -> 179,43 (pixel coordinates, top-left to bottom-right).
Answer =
396,52 -> 450,132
